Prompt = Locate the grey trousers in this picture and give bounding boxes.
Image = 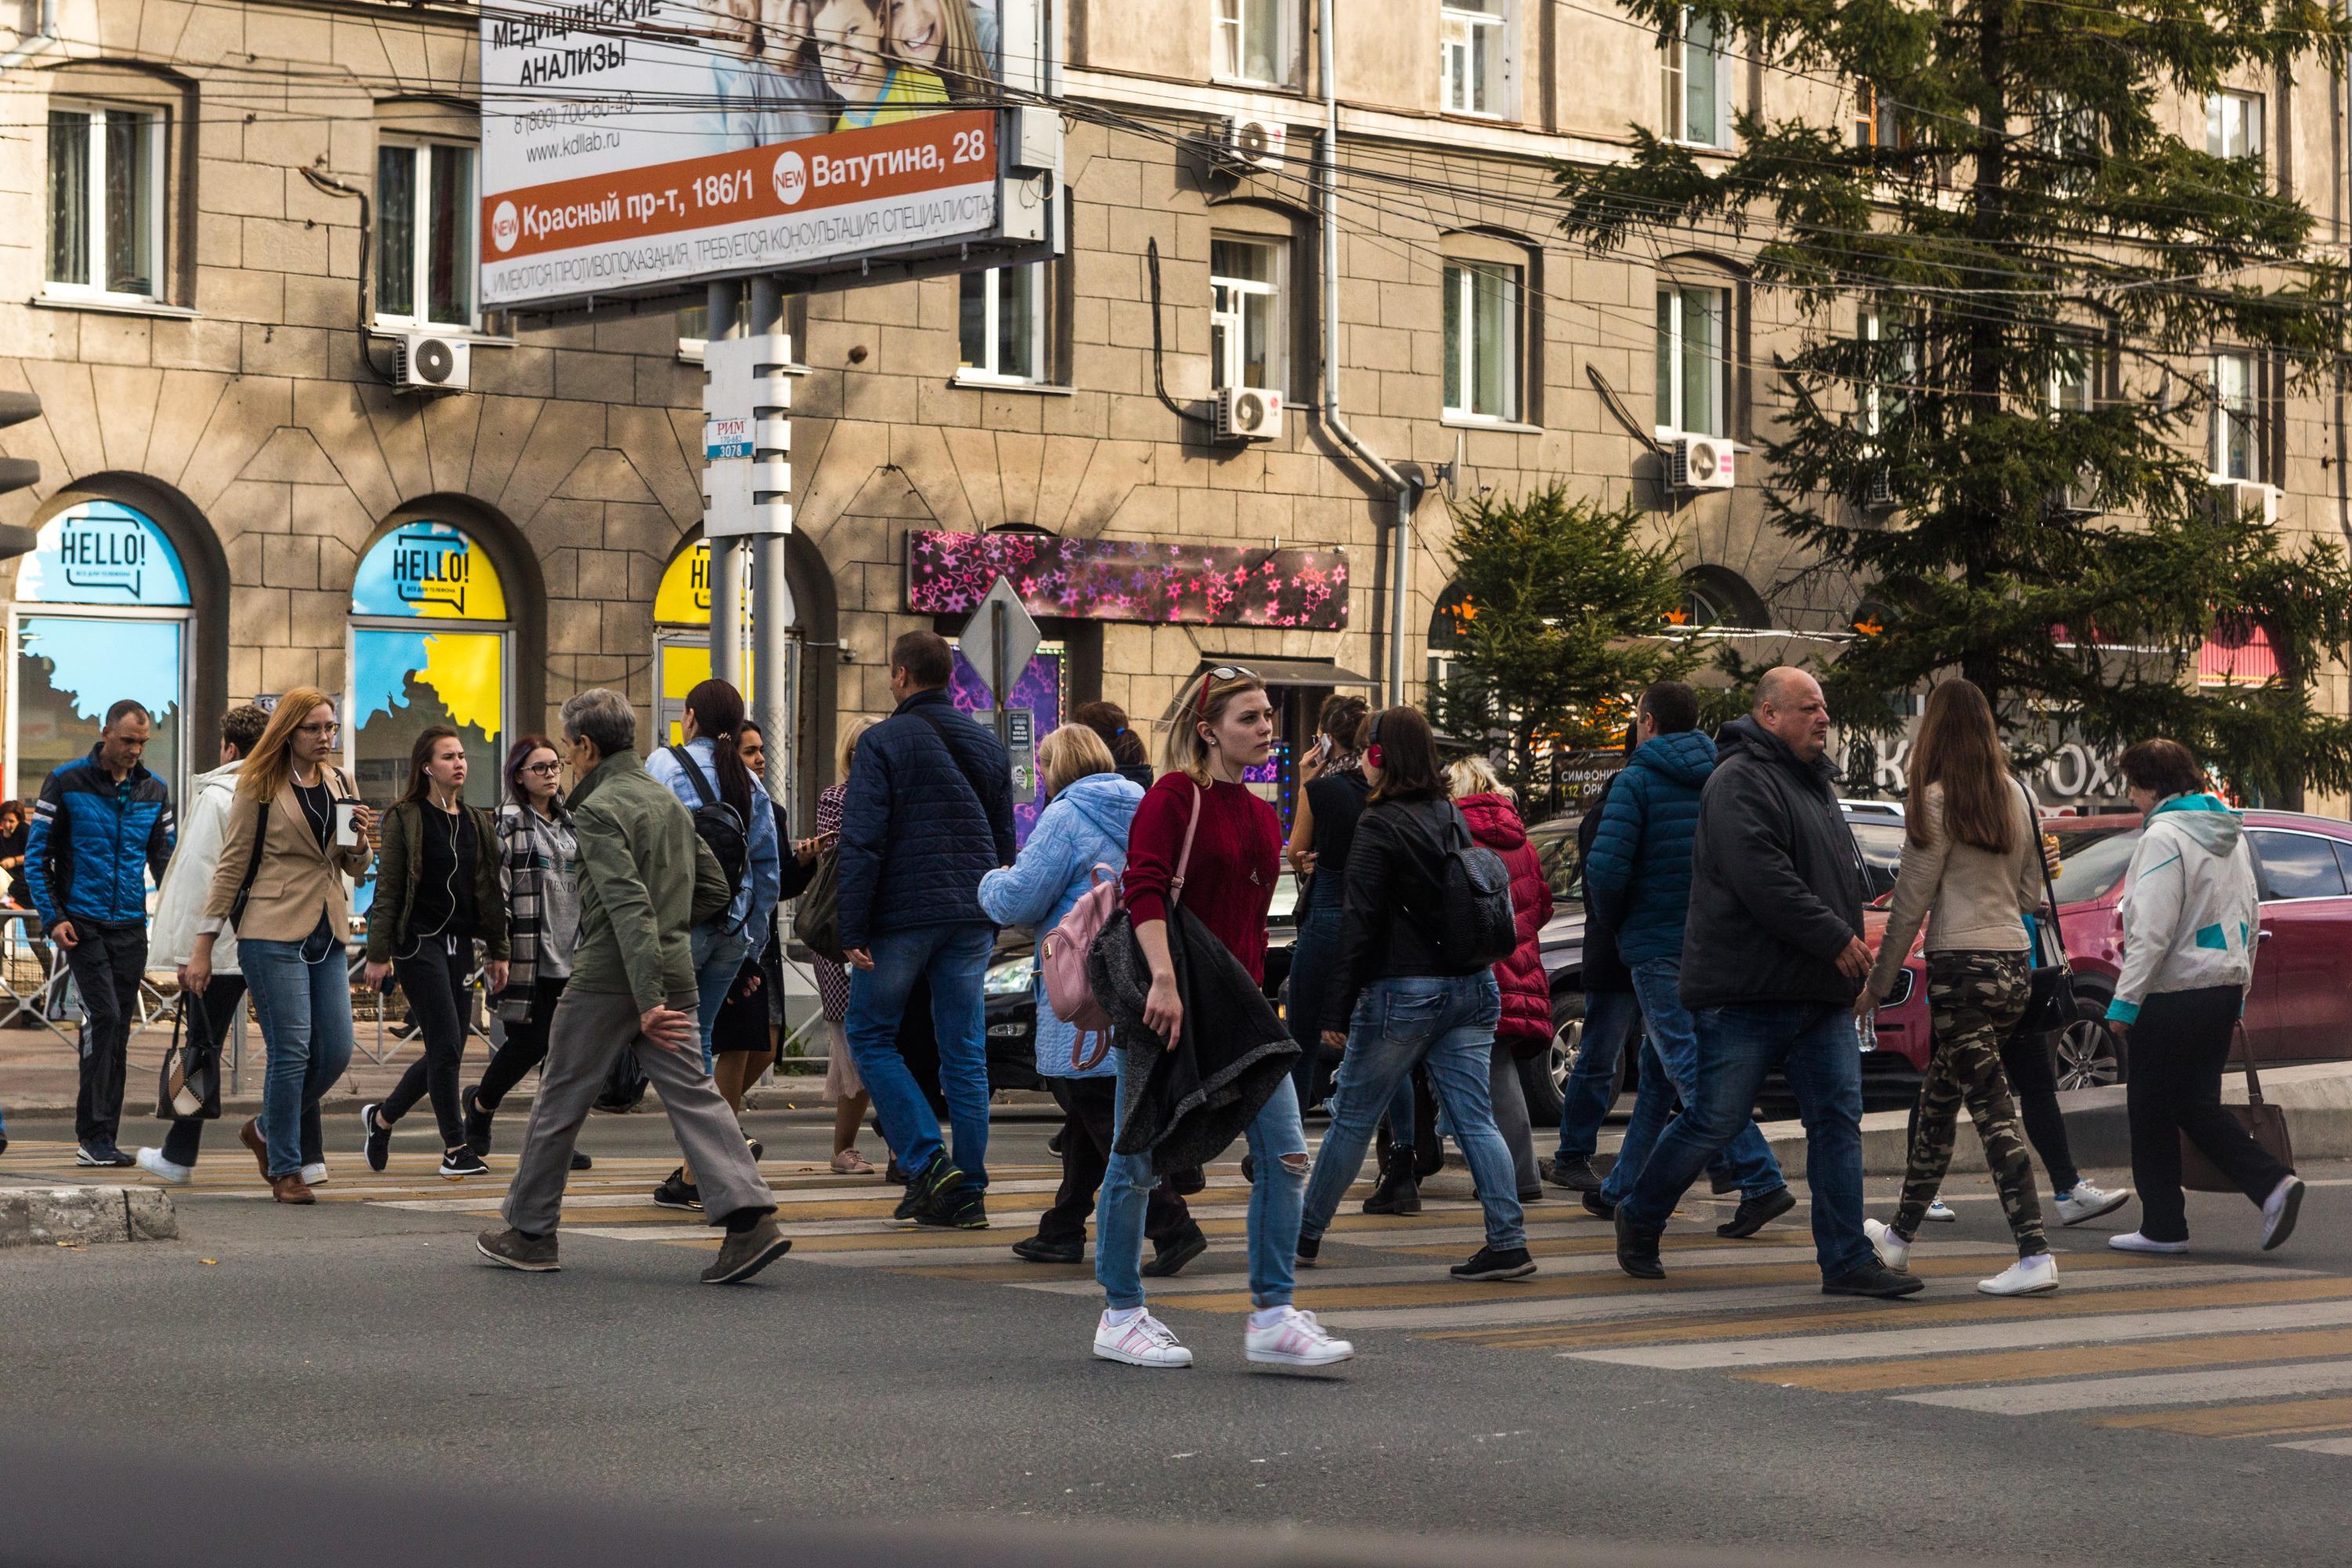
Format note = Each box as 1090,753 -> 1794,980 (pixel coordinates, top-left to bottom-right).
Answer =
503,987 -> 775,1236
1489,1040 -> 1538,1197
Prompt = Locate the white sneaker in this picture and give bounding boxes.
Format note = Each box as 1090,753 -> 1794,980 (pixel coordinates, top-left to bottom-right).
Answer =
1864,1217 -> 1910,1271
134,1148 -> 191,1185
2110,1231 -> 2189,1254
2055,1181 -> 2130,1226
1924,1200 -> 1958,1223
1093,1309 -> 1193,1369
1243,1306 -> 1354,1368
2262,1176 -> 2306,1252
301,1162 -> 330,1187
1978,1253 -> 2060,1296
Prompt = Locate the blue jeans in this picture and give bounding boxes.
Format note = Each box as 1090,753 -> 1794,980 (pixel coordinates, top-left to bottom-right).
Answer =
845,923 -> 993,1192
1285,905 -> 1340,1113
1603,957 -> 1785,1204
1555,987 -> 1642,1160
1618,1000 -> 1869,1279
689,924 -> 750,1074
1302,972 -> 1524,1251
242,924 -> 356,1180
1098,1044 -> 1305,1312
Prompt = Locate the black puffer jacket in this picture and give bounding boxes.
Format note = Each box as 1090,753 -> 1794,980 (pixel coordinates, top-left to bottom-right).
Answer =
1325,795 -> 1494,1033
1680,717 -> 1868,1011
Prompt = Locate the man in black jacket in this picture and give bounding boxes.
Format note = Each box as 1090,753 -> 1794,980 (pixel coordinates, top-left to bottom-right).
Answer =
1613,668 -> 1922,1298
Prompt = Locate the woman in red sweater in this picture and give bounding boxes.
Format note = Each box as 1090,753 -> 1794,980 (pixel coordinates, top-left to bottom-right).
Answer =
1091,668 -> 1353,1373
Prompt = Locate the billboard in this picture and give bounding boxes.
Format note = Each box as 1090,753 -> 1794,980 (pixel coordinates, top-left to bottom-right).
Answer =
481,0 -> 1037,307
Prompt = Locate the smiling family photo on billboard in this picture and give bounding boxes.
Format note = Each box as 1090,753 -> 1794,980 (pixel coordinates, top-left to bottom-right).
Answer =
481,0 -> 1019,307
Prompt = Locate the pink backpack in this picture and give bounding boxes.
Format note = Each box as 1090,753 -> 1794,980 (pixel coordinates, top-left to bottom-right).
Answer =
1042,782 -> 1202,1071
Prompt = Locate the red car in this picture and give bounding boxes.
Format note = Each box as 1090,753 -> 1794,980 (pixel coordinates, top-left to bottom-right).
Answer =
1862,808 -> 2352,1094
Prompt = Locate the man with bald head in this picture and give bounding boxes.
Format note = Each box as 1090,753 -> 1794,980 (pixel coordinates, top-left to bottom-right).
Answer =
1613,667 -> 1923,1298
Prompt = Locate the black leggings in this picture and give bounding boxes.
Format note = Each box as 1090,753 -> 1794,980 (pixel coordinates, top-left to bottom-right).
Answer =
1904,1022 -> 2083,1197
474,977 -> 568,1111
2129,985 -> 2295,1243
158,978 -> 319,1169
379,937 -> 474,1149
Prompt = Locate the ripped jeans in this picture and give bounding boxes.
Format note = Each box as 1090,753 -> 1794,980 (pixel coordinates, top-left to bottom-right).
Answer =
1097,1043 -> 1306,1312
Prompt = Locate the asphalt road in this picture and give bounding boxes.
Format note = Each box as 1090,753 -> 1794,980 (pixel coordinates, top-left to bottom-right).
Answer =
4,1104 -> 2350,1566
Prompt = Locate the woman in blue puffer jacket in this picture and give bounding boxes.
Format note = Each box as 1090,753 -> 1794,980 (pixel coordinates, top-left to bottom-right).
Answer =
979,725 -> 1205,1274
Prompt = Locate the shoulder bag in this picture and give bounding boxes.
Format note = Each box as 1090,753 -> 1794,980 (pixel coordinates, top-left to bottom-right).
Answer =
790,838 -> 844,964
155,992 -> 219,1122
2018,797 -> 2080,1037
2180,1018 -> 2294,1192
225,800 -> 271,933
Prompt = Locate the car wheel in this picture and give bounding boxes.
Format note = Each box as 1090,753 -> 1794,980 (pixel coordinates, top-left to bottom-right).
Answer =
1519,990 -> 1581,1128
2055,992 -> 2125,1089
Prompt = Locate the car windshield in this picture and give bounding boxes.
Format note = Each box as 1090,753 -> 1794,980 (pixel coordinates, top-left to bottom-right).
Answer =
2048,825 -> 2141,905
1850,819 -> 1904,902
1530,817 -> 1581,901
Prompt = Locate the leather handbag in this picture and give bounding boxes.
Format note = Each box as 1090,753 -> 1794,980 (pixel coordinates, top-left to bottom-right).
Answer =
154,993 -> 218,1121
2180,1019 -> 2294,1192
2020,816 -> 2079,1036
790,840 -> 844,964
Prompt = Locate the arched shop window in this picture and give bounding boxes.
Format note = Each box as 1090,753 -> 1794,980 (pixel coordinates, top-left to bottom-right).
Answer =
347,521 -> 509,818
9,499 -> 191,800
653,539 -> 754,746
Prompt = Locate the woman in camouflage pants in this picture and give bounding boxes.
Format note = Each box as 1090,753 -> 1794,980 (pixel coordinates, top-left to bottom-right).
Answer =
1853,680 -> 2059,1298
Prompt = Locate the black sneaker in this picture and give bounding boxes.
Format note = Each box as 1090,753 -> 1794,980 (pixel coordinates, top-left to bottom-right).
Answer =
569,1149 -> 594,1171
1582,1191 -> 1617,1221
439,1148 -> 490,1180
463,1085 -> 495,1158
1046,1127 -> 1066,1158
746,1136 -> 764,1161
76,1142 -> 128,1167
476,1227 -> 559,1272
917,1189 -> 988,1230
1717,1185 -> 1797,1240
1452,1245 -> 1538,1282
1822,1260 -> 1926,1298
1142,1228 -> 1208,1277
653,1168 -> 704,1211
361,1104 -> 392,1173
1011,1233 -> 1082,1264
884,1158 -> 909,1186
891,1153 -> 962,1225
1615,1211 -> 1664,1280
1294,1232 -> 1322,1268
1542,1155 -> 1602,1193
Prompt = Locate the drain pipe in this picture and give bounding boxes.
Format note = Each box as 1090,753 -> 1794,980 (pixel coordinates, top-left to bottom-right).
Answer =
2,0 -> 62,70
1316,0 -> 1420,707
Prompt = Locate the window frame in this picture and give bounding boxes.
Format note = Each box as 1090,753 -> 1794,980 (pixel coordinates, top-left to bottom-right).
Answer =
43,98 -> 167,306
1662,7 -> 1733,149
1443,258 -> 1523,423
957,263 -> 1051,387
374,134 -> 481,332
2212,350 -> 2263,483
1212,0 -> 1290,88
1655,281 -> 1731,438
1210,234 -> 1288,395
2207,89 -> 2264,162
1439,0 -> 1512,120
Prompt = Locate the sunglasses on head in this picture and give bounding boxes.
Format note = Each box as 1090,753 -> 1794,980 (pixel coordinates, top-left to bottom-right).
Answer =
1196,664 -> 1260,711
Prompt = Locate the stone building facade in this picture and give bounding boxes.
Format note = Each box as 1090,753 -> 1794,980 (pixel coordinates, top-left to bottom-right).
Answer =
0,0 -> 2343,823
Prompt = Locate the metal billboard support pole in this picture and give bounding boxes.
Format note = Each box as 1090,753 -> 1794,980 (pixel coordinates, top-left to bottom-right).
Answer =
708,280 -> 746,692
747,274 -> 799,808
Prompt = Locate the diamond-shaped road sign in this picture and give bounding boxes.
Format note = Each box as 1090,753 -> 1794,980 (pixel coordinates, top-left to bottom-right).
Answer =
965,574 -> 1041,706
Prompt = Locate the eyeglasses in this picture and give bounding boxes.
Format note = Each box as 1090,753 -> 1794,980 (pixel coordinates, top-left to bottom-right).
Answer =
296,722 -> 339,739
1205,665 -> 1258,683
522,761 -> 562,776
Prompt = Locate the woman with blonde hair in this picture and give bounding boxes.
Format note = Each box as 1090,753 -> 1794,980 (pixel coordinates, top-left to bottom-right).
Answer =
982,725 -> 1203,1270
815,717 -> 877,1173
187,690 -> 373,1204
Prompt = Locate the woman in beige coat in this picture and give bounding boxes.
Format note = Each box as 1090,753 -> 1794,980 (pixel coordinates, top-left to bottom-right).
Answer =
187,688 -> 373,1203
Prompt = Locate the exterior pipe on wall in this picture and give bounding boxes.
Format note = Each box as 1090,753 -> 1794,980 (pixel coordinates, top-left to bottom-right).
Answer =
0,0 -> 61,70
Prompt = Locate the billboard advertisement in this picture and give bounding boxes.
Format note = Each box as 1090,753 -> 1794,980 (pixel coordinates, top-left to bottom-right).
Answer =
481,0 -> 1028,307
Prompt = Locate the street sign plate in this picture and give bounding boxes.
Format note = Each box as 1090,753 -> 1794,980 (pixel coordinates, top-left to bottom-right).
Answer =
1005,706 -> 1036,795
704,416 -> 752,460
965,574 -> 1041,704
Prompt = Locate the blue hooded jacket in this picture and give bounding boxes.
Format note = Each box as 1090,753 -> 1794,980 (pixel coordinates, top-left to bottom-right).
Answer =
977,772 -> 1144,1079
1582,728 -> 1717,966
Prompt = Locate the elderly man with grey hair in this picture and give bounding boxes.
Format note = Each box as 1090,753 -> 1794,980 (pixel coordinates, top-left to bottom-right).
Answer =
477,688 -> 789,1285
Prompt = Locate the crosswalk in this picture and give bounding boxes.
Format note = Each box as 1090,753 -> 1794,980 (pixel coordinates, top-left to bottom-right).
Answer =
7,1133 -> 2348,1459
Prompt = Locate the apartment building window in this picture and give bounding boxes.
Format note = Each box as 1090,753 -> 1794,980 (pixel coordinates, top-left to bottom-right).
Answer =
1662,9 -> 1731,147
1656,284 -> 1729,437
378,139 -> 477,329
1852,85 -> 1917,150
2051,359 -> 2095,415
45,103 -> 164,301
1444,260 -> 1521,421
1211,238 -> 1285,392
1441,1 -> 1509,118
2212,351 -> 2262,481
1859,306 -> 1915,437
1214,0 -> 1286,85
2207,90 -> 2263,160
959,265 -> 1049,383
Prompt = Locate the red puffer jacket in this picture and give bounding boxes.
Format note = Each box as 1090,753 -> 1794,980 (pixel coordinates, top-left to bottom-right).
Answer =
1457,792 -> 1555,1047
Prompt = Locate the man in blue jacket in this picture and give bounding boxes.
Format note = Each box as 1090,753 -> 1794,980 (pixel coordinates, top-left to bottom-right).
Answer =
839,630 -> 1016,1229
1581,681 -> 1791,1238
28,699 -> 176,1167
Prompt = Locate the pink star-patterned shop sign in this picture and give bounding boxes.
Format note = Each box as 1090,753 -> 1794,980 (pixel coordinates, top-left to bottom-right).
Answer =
904,532 -> 1349,630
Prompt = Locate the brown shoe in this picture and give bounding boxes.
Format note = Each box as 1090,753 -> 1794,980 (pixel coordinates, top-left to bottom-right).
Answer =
238,1118 -> 270,1180
270,1173 -> 316,1205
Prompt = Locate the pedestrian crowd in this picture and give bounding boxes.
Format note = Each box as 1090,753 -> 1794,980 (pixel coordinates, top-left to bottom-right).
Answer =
2,646 -> 2312,1364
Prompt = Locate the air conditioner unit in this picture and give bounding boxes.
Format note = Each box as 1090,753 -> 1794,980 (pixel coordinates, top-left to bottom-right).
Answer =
1219,117 -> 1287,173
1215,385 -> 1283,442
2209,477 -> 2279,528
1671,435 -> 1736,491
393,332 -> 470,394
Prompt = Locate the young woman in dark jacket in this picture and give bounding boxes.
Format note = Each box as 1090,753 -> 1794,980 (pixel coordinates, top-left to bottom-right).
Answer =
1298,706 -> 1534,1283
361,726 -> 508,1181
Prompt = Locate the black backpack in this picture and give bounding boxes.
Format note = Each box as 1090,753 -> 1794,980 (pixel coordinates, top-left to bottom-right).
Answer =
666,744 -> 750,902
1432,808 -> 1518,970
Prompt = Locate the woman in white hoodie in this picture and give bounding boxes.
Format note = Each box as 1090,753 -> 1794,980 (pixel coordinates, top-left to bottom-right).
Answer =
2106,739 -> 2303,1254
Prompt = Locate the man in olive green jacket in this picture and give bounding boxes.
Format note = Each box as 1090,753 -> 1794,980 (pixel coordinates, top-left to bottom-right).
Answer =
478,689 -> 789,1286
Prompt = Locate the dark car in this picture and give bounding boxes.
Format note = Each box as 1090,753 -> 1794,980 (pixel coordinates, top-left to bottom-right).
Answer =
982,869 -> 1303,1092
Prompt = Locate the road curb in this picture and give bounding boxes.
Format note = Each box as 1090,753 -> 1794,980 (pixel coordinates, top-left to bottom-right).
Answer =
0,1185 -> 177,1248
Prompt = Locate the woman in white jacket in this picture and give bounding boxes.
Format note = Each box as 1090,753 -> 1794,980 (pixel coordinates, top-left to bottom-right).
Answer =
138,706 -> 325,1186
2106,739 -> 2303,1254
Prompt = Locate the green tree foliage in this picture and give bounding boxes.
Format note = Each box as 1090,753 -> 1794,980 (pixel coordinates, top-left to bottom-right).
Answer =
1431,484 -> 1696,795
1555,0 -> 2352,798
